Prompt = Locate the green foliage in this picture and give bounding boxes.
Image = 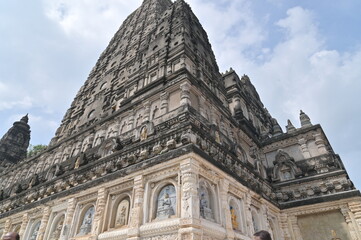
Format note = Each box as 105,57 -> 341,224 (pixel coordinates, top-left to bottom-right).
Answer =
27,144 -> 47,157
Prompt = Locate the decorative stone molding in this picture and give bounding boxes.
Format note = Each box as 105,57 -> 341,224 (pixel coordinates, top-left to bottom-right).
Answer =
314,133 -> 328,155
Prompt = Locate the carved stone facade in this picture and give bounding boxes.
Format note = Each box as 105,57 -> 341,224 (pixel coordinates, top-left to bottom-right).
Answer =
1,0 -> 360,239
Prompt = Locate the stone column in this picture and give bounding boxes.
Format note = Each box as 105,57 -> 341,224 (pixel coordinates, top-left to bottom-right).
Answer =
340,205 -> 359,240
179,158 -> 202,240
219,179 -> 234,240
298,138 -> 311,158
37,206 -> 51,240
313,133 -> 328,154
142,101 -> 151,123
180,82 -> 191,106
19,213 -> 29,238
289,215 -> 303,240
93,188 -> 108,236
160,92 -> 169,115
62,198 -> 76,240
128,175 -> 144,240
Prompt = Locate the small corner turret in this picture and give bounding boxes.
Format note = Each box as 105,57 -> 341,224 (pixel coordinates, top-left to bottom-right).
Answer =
0,114 -> 31,165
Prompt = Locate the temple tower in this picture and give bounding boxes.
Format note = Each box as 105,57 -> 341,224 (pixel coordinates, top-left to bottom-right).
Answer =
0,1 -> 360,240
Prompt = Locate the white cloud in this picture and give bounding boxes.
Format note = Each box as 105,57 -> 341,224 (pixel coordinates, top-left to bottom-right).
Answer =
43,0 -> 142,43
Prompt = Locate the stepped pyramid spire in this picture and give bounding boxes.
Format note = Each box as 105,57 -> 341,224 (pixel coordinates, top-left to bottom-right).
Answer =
51,0 -> 223,144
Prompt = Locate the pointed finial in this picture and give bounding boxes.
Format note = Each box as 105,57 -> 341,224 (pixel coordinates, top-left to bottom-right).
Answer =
272,118 -> 283,136
20,114 -> 29,124
286,119 -> 296,133
300,110 -> 312,128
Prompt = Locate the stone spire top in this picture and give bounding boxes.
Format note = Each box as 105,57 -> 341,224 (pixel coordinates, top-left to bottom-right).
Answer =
300,110 -> 312,128
51,0 -> 221,144
0,115 -> 31,165
286,119 -> 296,133
21,113 -> 29,123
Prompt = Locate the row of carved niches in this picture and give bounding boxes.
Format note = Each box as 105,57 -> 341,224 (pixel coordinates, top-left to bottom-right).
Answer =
271,149 -> 344,183
0,125 -> 188,208
0,131 -> 274,210
1,101 -> 238,191
274,176 -> 354,202
0,105 -> 274,207
20,185 -> 255,239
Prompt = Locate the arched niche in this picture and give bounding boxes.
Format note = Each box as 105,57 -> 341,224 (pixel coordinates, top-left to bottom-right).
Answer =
76,205 -> 95,236
272,149 -> 301,182
147,180 -> 178,222
199,180 -> 219,222
251,209 -> 261,233
48,214 -> 65,240
12,224 -> 21,233
28,220 -> 41,240
155,184 -> 177,220
269,217 -> 280,240
228,197 -> 244,232
111,196 -> 131,228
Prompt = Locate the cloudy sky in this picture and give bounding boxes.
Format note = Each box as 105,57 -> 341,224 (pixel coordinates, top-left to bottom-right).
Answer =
0,0 -> 360,188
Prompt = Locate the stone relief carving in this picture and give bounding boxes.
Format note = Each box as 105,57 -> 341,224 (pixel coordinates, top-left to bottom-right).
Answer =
199,186 -> 214,221
77,206 -> 95,236
156,185 -> 176,219
115,198 -> 130,227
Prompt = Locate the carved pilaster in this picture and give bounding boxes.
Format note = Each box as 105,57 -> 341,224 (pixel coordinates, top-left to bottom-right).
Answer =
244,193 -> 253,237
340,205 -> 359,240
298,138 -> 311,158
199,96 -> 207,119
160,92 -> 169,115
180,82 -> 191,106
279,213 -> 291,240
349,201 -> 361,232
220,179 -> 234,240
289,215 -> 303,240
128,175 -> 144,239
261,204 -> 270,231
19,213 -> 29,238
142,101 -> 151,123
62,198 -> 76,240
93,188 -> 108,235
4,219 -> 12,235
314,133 -> 328,154
179,159 -> 202,240
128,111 -> 135,131
210,106 -> 218,126
37,206 -> 51,240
